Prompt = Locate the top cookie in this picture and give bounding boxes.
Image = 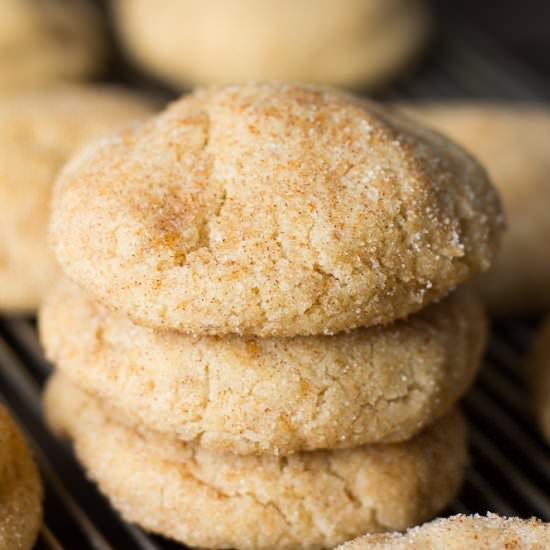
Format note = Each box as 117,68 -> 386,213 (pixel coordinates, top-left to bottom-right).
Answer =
113,0 -> 431,89
0,0 -> 105,91
337,513 -> 550,549
50,83 -> 503,336
399,103 -> 550,315
0,406 -> 42,550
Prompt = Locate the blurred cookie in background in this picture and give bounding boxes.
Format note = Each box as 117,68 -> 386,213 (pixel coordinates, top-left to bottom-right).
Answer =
0,0 -> 106,92
0,86 -> 156,313
399,103 -> 550,316
112,0 -> 431,90
526,316 -> 550,443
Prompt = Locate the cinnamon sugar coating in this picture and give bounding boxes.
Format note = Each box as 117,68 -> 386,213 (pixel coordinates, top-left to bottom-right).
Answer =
50,83 -> 503,336
45,374 -> 466,550
337,513 -> 550,549
40,279 -> 486,455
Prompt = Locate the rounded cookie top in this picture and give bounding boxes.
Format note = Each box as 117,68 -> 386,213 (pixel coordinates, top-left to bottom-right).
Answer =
45,373 -> 466,550
337,513 -> 550,549
113,0 -> 431,89
399,102 -> 550,315
0,0 -> 105,91
40,279 -> 486,455
0,86 -> 157,312
0,406 -> 42,550
50,83 -> 503,336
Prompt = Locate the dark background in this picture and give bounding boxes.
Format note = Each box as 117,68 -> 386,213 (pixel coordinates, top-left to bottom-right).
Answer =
435,0 -> 550,76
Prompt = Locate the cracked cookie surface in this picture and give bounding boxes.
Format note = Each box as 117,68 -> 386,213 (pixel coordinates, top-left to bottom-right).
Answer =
0,86 -> 156,312
0,0 -> 105,91
45,373 -> 467,550
337,513 -> 550,549
50,83 -> 503,336
0,406 -> 42,550
41,279 -> 485,455
400,103 -> 550,315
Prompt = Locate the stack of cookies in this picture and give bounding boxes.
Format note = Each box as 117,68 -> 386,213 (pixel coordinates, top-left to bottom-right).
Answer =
41,83 -> 504,549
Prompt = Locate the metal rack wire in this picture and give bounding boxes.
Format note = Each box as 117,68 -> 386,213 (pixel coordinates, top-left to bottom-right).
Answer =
0,27 -> 549,550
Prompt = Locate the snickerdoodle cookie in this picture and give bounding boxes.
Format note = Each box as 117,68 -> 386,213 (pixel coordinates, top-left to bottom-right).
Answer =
337,513 -> 550,549
45,374 -> 467,550
400,103 -> 550,315
112,0 -> 431,89
40,279 -> 485,455
0,86 -> 156,312
50,83 -> 503,336
526,317 -> 550,442
0,0 -> 105,91
0,406 -> 42,550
